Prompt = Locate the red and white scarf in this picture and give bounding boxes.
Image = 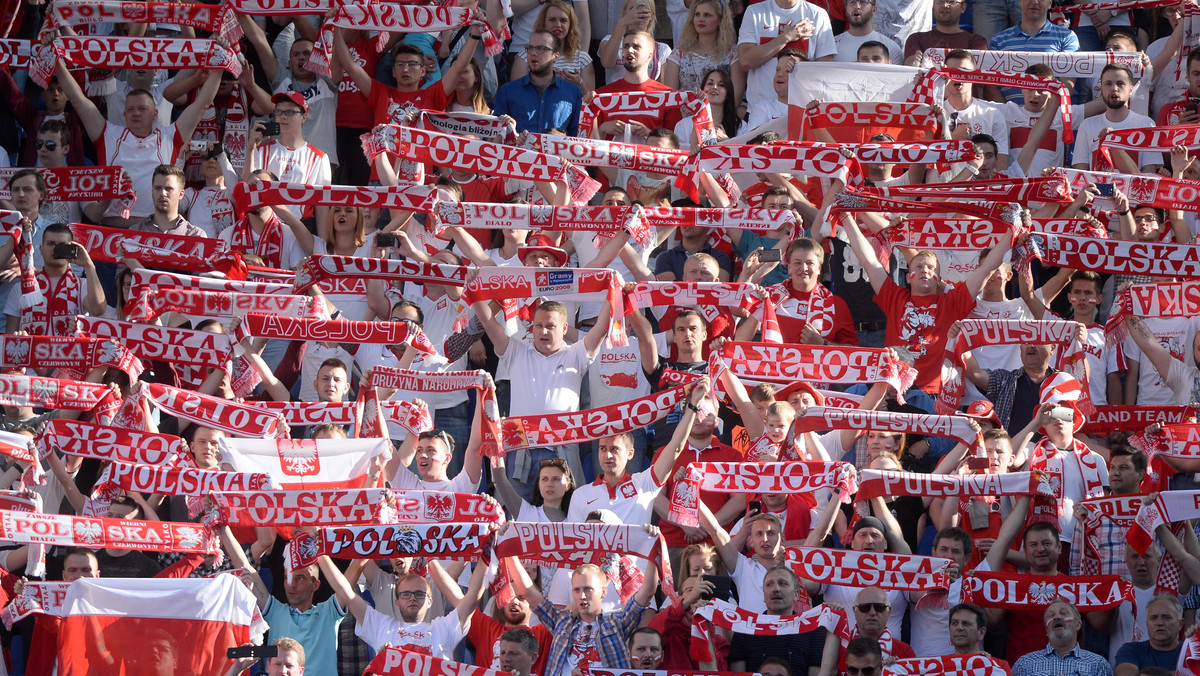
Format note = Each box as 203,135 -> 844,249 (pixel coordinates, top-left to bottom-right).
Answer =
419,109 -> 517,145
125,288 -> 328,323
227,0 -> 331,14
626,281 -> 760,316
922,48 -> 1145,78
69,222 -> 227,265
888,654 -> 1011,676
368,367 -> 502,458
292,254 -> 467,294
681,142 -> 860,200
857,468 -> 1058,501
1106,280 -> 1200,348
1180,628 -> 1200,676
937,319 -> 1090,416
238,313 -> 436,354
579,90 -> 714,144
362,125 -> 599,203
799,102 -> 939,140
0,39 -> 31,68
849,139 -> 977,165
131,268 -> 292,296
246,400 -> 435,438
108,462 -> 273,497
0,373 -> 118,419
690,600 -> 850,663
669,461 -> 857,528
48,1 -> 241,42
147,383 -> 283,438
212,488 -> 499,527
640,205 -> 799,238
461,267 -> 627,345
1079,494 -> 1142,576
38,419 -> 184,467
909,67 -> 1073,142
433,203 -> 651,250
793,406 -> 984,448
0,509 -> 218,554
524,132 -> 689,175
20,268 -> 81,337
0,166 -> 136,218
0,334 -> 143,380
1130,423 -> 1200,490
0,581 -> 70,631
829,192 -> 1024,241
501,383 -> 692,452
1055,167 -> 1200,213
366,649 -> 510,676
30,35 -> 241,89
494,522 -> 675,604
287,522 -> 493,570
78,317 -> 232,371
2,214 -> 40,318
764,280 -> 840,341
229,212 -> 285,269
1082,405 -> 1197,435
1025,231 -> 1200,279
718,342 -> 917,403
1128,489 -> 1200,555
863,176 -> 1073,204
960,570 -> 1134,610
308,3 -> 501,77
0,430 -> 43,487
231,181 -> 440,216
787,547 -> 951,592
1028,437 -> 1108,526
1098,122 -> 1200,170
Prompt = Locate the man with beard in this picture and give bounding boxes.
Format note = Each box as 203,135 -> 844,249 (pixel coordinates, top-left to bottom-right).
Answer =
1073,64 -> 1157,171
903,0 -> 987,62
590,31 -> 681,143
834,0 -> 902,62
1012,600 -> 1110,676
703,512 -> 787,615
460,571 -> 552,673
493,30 -> 582,136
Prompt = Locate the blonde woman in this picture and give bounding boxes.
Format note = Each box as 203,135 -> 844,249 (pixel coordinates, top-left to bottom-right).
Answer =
510,0 -> 596,97
662,0 -> 743,99
598,0 -> 672,83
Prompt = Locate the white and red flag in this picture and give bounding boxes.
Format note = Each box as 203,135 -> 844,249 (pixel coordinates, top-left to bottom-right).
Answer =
218,437 -> 391,489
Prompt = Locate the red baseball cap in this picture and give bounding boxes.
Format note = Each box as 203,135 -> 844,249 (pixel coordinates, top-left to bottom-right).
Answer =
963,400 -> 1002,429
271,91 -> 308,113
774,381 -> 825,407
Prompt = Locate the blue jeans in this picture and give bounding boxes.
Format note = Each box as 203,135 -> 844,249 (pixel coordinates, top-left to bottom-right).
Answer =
972,0 -> 1021,40
857,328 -> 887,348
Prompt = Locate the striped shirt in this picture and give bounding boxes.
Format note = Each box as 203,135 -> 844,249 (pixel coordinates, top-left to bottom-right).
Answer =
989,22 -> 1079,102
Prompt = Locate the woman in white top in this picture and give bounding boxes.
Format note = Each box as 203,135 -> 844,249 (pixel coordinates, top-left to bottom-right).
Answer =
484,227 -> 531,267
661,0 -> 742,98
448,60 -> 492,114
598,0 -> 672,84
511,0 -> 596,98
673,67 -> 742,150
287,205 -> 377,320
493,455 -> 576,589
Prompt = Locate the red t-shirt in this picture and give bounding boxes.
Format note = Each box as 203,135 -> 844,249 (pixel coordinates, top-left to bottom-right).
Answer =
367,80 -> 451,127
876,278 -> 974,393
465,611 -> 552,676
657,440 -> 744,547
338,37 -> 383,129
456,174 -> 512,248
768,283 -> 858,346
591,79 -> 683,138
1156,98 -> 1191,127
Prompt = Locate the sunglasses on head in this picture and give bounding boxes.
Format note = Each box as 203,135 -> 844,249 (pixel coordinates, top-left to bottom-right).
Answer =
539,458 -> 567,469
35,140 -> 58,151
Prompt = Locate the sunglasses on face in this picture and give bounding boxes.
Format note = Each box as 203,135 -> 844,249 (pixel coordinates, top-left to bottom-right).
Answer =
846,666 -> 878,676
855,602 -> 889,614
35,140 -> 58,151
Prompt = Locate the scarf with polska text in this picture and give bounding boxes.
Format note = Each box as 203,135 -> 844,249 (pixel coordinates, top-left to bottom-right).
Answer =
0,509 -> 218,554
362,125 -> 600,203
1082,405 -> 1198,435
368,366 -> 502,457
1128,423 -> 1200,490
1096,123 -> 1200,171
786,547 -> 952,594
0,40 -> 31,68
211,488 -> 500,527
669,461 -> 857,528
307,3 -> 501,78
887,654 -> 1013,676
48,1 -> 241,42
0,581 -> 70,631
366,649 -> 511,676
1055,167 -> 1200,213
862,176 -> 1073,204
827,191 -> 1024,242
679,142 -> 860,201
0,334 -> 143,380
0,167 -> 135,218
793,406 -> 984,449
1024,231 -> 1200,279
116,240 -> 248,280
936,319 -> 1090,416
38,419 -> 185,466
502,382 -> 692,452
68,222 -> 227,265
857,468 -> 1058,501
230,181 -> 440,216
639,205 -> 800,238
0,430 -> 43,487
1029,436 -> 1108,526
959,569 -> 1135,610
245,400 -> 434,437
130,268 -> 292,296
524,132 -> 689,174
625,281 -> 760,318
1105,280 -> 1200,349
433,202 -> 652,250
579,90 -> 714,144
800,102 -> 940,141
909,67 -> 1074,142
77,316 -> 232,370
292,254 -> 467,294
107,462 -> 273,498
922,48 -> 1145,78
847,139 -> 977,165
29,36 -> 241,89
494,521 -> 675,605
124,288 -> 328,323
461,267 -> 628,346
147,383 -> 283,438
419,109 -> 517,145
690,599 -> 850,663
0,374 -> 118,420
870,217 -> 1101,268
238,313 -> 437,354
718,342 -> 917,403
287,522 -> 493,570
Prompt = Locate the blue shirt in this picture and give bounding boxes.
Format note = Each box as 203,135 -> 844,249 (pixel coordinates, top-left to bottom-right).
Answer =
492,75 -> 582,136
264,595 -> 346,676
1012,644 -> 1113,676
989,21 -> 1079,102
1114,640 -> 1181,671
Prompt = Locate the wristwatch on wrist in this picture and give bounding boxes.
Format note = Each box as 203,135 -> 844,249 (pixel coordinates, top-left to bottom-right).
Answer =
686,401 -> 701,413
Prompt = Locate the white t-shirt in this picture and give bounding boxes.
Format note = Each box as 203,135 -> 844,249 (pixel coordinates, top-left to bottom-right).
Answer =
745,98 -> 789,134
250,139 -> 332,217
217,218 -> 306,270
947,99 -> 1009,157
98,122 -> 182,218
587,338 -> 649,409
1122,316 -> 1196,406
1109,584 -> 1155,664
567,468 -> 662,525
1072,111 -> 1158,168
1002,101 -> 1086,178
1165,353 -> 1200,406
296,341 -> 355,404
731,554 -> 770,615
500,338 -> 596,417
833,31 -> 902,64
738,0 -> 837,114
909,575 -> 963,657
390,468 -> 479,494
356,605 -> 465,656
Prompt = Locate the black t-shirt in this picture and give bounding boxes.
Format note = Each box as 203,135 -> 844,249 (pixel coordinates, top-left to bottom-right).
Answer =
646,358 -> 708,445
827,236 -> 886,325
729,628 -> 826,674
93,549 -> 163,579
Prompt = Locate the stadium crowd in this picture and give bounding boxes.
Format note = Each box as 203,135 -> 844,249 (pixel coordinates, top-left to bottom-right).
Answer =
5,0 -> 1200,674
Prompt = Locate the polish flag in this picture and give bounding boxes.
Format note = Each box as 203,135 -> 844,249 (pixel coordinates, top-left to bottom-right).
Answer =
57,575 -> 264,676
218,437 -> 391,489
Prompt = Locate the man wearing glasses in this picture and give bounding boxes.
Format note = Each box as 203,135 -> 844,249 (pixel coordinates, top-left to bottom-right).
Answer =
243,92 -> 331,221
844,587 -> 915,662
843,637 -> 884,676
902,0 -> 987,64
493,31 -> 582,136
333,21 -> 483,128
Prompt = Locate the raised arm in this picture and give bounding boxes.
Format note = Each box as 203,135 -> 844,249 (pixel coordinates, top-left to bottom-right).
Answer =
506,551 -> 547,609
651,377 -> 710,483
582,298 -> 613,358
316,554 -> 368,622
628,305 -> 660,376
333,26 -> 374,98
440,23 -> 483,97
55,59 -> 106,141
963,231 -> 1014,299
838,214 -> 888,292
1126,315 -> 1177,383
218,525 -> 272,612
174,69 -> 224,143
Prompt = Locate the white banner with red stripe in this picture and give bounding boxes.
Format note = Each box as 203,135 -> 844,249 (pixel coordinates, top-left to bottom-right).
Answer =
217,437 -> 391,489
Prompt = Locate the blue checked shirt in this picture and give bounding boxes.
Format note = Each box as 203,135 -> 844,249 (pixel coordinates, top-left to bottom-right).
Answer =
535,597 -> 647,676
1012,644 -> 1113,676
